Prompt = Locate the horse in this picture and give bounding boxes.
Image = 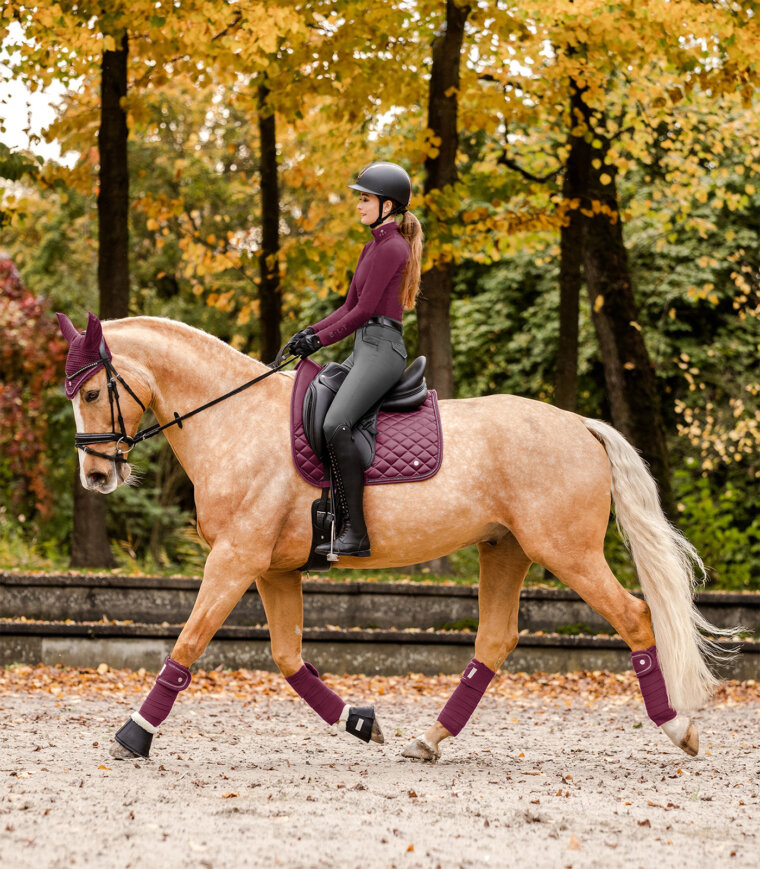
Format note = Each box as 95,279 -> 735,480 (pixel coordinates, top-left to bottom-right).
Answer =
58,313 -> 728,762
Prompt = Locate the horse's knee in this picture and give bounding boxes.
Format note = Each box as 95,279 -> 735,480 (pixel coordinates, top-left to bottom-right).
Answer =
271,647 -> 303,678
475,628 -> 518,671
171,636 -> 207,667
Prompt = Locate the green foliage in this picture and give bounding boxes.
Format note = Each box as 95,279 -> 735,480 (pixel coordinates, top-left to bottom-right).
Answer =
0,142 -> 42,184
451,252 -> 602,411
556,623 -> 596,636
674,470 -> 760,591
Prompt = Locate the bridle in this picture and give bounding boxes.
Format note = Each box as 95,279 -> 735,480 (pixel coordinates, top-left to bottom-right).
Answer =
72,339 -> 297,464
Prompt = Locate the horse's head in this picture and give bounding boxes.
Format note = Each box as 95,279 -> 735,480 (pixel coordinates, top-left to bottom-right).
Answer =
57,312 -> 150,494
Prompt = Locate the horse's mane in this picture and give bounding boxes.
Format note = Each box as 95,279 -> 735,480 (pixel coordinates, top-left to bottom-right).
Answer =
103,316 -> 268,371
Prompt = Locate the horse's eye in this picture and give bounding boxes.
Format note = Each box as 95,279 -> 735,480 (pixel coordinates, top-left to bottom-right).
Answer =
84,390 -> 100,403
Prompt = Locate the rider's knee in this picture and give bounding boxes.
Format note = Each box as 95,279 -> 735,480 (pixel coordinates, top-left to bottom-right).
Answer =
323,417 -> 351,445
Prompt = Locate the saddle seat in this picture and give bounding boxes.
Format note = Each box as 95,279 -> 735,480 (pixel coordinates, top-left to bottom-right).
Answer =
302,355 -> 428,466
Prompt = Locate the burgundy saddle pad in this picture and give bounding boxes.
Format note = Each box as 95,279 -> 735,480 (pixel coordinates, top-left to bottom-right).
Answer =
290,358 -> 443,488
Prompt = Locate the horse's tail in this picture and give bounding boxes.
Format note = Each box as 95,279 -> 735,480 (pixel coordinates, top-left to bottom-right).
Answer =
582,417 -> 734,713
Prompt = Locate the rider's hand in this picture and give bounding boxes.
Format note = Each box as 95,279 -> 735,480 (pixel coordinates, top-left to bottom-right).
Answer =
285,327 -> 314,354
290,332 -> 322,358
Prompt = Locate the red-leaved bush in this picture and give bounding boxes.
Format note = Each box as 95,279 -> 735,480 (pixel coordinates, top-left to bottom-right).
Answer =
0,257 -> 67,519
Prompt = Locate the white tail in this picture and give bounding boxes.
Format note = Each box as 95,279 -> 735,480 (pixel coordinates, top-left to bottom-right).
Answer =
583,417 -> 735,712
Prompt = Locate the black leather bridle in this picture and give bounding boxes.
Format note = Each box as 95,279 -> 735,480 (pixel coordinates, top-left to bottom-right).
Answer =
72,340 -> 297,464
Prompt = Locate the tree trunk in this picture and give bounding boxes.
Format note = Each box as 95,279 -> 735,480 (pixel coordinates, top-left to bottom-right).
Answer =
257,82 -> 282,364
566,82 -> 675,517
418,0 -> 470,402
71,33 -> 129,568
555,173 -> 583,412
98,34 -> 130,321
70,467 -> 115,568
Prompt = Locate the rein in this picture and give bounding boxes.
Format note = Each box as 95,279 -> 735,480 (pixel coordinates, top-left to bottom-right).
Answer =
74,340 -> 298,463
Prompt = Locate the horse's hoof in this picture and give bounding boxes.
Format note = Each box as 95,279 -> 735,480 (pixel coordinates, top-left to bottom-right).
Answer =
110,740 -> 141,760
661,715 -> 699,757
370,716 -> 384,745
401,736 -> 440,763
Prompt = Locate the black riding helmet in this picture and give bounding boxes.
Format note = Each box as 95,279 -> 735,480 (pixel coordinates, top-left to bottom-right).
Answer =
349,161 -> 411,228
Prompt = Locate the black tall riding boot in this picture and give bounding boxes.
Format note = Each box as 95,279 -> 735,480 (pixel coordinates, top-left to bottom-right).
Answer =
315,424 -> 371,558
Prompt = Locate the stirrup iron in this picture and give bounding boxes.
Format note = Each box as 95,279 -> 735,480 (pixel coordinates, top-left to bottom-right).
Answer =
326,512 -> 339,563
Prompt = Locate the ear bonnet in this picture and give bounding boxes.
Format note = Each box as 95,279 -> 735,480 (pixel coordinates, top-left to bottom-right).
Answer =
57,312 -> 112,399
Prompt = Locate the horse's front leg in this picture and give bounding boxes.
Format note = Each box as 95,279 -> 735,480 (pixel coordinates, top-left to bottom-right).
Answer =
402,534 -> 530,762
110,540 -> 266,760
257,568 -> 384,745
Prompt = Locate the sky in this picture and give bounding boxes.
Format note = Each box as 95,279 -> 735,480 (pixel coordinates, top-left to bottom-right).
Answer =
0,22 -> 72,164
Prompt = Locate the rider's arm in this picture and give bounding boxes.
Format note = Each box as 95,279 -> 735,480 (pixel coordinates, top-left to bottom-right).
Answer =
309,243 -> 370,334
314,242 -> 408,347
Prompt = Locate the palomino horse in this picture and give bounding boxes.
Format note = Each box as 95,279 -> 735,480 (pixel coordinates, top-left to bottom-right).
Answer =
59,314 -> 727,761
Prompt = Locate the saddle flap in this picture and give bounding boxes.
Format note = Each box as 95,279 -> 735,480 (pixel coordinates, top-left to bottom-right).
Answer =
318,362 -> 350,392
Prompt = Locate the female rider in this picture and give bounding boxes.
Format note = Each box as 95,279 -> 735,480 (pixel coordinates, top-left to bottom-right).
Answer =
287,161 -> 423,559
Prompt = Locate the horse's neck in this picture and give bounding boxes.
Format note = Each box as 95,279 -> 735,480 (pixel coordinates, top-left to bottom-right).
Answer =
103,318 -> 285,485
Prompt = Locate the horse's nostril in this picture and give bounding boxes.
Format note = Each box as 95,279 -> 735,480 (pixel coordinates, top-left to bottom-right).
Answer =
87,472 -> 108,488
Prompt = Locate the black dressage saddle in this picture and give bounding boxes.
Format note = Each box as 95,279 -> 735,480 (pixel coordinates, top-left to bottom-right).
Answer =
302,356 -> 428,469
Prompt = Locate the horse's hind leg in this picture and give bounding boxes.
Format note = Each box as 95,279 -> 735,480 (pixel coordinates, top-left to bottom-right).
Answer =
402,532 -> 530,762
257,569 -> 384,745
538,547 -> 698,756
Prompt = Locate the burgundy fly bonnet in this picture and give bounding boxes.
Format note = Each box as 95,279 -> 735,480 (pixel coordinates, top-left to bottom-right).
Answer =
57,312 -> 112,399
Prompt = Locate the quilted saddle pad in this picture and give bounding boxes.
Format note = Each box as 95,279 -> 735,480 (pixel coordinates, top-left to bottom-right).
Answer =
290,358 -> 443,488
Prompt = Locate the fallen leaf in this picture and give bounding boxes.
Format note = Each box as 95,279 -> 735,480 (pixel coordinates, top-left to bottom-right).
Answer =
222,793 -> 239,799
568,835 -> 581,850
98,764 -> 111,771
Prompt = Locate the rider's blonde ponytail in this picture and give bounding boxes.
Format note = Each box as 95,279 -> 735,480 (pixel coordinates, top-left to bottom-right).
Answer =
398,211 -> 423,310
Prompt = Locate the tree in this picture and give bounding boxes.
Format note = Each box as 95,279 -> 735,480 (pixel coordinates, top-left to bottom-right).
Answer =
467,0 -> 760,515
257,81 -> 282,363
71,29 -> 132,569
418,0 -> 470,400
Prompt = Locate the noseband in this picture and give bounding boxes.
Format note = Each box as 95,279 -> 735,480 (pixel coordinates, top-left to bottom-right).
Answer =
73,339 -> 297,464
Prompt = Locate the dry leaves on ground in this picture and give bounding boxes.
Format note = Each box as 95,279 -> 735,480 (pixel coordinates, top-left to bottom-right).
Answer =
0,664 -> 757,706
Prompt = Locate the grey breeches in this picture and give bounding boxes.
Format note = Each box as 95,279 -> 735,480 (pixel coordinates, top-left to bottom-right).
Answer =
322,321 -> 407,443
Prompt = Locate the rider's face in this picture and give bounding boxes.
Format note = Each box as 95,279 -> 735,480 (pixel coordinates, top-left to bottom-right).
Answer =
357,192 -> 390,225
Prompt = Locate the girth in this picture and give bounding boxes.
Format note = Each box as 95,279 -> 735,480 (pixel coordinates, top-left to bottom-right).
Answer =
302,356 -> 428,467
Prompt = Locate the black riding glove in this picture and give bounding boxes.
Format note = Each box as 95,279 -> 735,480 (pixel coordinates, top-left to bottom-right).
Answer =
291,331 -> 322,358
285,327 -> 314,355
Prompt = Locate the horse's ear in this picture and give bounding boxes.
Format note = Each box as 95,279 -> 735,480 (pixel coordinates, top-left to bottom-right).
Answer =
81,312 -> 104,350
56,312 -> 79,346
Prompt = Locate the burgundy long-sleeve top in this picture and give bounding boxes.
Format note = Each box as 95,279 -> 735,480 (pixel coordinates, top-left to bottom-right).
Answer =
312,222 -> 410,347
